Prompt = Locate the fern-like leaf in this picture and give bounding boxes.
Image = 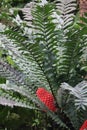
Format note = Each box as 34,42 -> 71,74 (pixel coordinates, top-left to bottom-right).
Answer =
55,0 -> 77,29
0,60 -> 26,86
60,81 -> 87,110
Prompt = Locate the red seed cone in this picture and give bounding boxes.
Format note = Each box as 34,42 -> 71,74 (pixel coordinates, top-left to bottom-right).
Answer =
80,120 -> 87,130
36,87 -> 57,112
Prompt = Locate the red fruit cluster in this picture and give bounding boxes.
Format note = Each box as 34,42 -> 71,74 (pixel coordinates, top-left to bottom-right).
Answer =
36,87 -> 57,112
80,120 -> 87,130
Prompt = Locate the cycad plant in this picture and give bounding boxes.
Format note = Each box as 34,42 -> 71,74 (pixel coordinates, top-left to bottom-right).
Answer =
0,0 -> 87,129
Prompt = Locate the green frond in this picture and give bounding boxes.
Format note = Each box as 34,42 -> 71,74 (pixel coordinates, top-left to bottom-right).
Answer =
0,33 -> 50,90
2,3 -> 60,93
47,110 -> 69,129
78,19 -> 87,72
55,29 -> 79,83
57,81 -> 87,129
57,87 -> 79,129
0,60 -> 26,86
31,4 -> 60,90
0,47 -> 52,109
0,81 -> 70,129
0,82 -> 38,109
55,0 -> 77,29
80,36 -> 87,72
60,81 -> 87,110
63,103 -> 80,130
